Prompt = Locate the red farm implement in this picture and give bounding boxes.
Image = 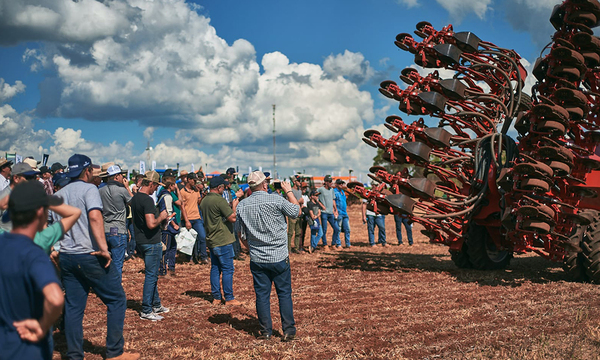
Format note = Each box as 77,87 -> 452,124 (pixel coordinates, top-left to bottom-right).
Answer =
354,0 -> 600,282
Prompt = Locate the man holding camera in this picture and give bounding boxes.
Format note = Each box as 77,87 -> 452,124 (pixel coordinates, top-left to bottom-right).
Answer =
236,171 -> 301,341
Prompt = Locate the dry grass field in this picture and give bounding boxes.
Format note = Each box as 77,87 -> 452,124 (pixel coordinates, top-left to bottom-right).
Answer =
52,205 -> 600,359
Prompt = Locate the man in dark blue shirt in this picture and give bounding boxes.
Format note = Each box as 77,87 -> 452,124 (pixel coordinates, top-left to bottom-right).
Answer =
0,181 -> 64,360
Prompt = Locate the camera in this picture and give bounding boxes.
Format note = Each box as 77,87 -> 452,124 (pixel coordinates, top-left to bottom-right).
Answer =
274,181 -> 282,190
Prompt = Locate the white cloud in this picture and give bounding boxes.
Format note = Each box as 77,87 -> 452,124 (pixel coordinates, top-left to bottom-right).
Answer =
0,104 -> 50,157
0,79 -> 26,103
503,0 -> 560,47
143,127 -> 155,141
435,0 -> 492,22
323,50 -> 375,85
1,0 -> 381,176
396,0 -> 492,21
0,0 -> 136,45
397,0 -> 420,8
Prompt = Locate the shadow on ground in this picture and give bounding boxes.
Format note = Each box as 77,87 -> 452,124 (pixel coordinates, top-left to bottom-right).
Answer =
182,290 -> 213,302
208,313 -> 263,337
318,250 -> 575,286
53,331 -> 107,360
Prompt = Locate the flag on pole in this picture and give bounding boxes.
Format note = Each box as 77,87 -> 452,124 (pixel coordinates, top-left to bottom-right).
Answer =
15,155 -> 23,163
42,154 -> 49,167
151,161 -> 156,170
191,163 -> 195,172
140,161 -> 146,174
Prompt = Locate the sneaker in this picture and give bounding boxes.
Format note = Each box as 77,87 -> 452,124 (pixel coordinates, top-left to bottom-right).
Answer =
153,305 -> 170,314
200,259 -> 209,265
140,312 -> 163,321
107,352 -> 141,360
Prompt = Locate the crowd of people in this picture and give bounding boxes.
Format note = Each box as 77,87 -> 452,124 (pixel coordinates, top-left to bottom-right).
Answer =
0,154 -> 413,359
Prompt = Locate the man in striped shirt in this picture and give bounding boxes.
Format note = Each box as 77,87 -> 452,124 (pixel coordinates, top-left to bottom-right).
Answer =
236,171 -> 301,342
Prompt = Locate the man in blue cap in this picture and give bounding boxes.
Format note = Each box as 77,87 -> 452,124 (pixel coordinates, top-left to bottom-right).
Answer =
53,154 -> 139,360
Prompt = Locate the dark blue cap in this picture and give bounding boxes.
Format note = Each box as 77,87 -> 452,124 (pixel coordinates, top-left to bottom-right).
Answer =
66,154 -> 92,178
53,172 -> 70,188
209,176 -> 229,188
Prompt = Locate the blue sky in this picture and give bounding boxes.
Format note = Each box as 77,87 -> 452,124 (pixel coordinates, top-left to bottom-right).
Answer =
0,0 -> 563,178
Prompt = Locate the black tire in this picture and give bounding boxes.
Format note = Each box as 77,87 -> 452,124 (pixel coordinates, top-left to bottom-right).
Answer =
580,210 -> 600,283
449,241 -> 472,268
563,213 -> 589,282
466,221 -> 512,270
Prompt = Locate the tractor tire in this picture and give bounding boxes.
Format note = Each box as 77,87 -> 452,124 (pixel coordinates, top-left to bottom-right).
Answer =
449,242 -> 472,269
466,221 -> 512,270
563,213 -> 589,282
564,209 -> 600,283
580,210 -> 600,283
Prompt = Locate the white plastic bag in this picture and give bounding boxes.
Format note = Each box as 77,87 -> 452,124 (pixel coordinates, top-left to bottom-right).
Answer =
176,228 -> 197,256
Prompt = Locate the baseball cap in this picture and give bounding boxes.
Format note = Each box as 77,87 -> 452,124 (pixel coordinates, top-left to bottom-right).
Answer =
324,175 -> 333,182
53,172 -> 70,188
103,164 -> 126,177
248,171 -> 266,186
210,176 -> 229,188
50,162 -> 65,173
144,170 -> 162,184
226,167 -> 237,175
9,180 -> 63,212
187,172 -> 198,180
0,157 -> 12,168
12,162 -> 40,177
335,178 -> 345,185
66,154 -> 92,178
39,166 -> 51,174
310,190 -> 319,196
163,169 -> 177,179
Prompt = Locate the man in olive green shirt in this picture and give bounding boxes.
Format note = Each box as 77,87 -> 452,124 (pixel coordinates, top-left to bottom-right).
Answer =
200,176 -> 243,305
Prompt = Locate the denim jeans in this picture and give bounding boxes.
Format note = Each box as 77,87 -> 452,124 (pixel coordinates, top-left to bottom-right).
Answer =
321,212 -> 340,246
394,214 -> 413,245
250,258 -> 296,337
209,243 -> 235,301
126,219 -> 136,258
106,233 -> 127,278
190,218 -> 208,261
232,231 -> 242,257
59,253 -> 126,360
160,232 -> 177,274
138,243 -> 163,314
336,214 -> 351,247
367,215 -> 386,245
310,220 -> 323,249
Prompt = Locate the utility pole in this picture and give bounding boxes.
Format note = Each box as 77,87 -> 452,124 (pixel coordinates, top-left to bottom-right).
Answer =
146,141 -> 151,165
273,104 -> 277,179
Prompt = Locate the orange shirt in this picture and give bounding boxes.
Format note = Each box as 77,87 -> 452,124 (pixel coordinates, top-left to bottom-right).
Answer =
180,187 -> 201,220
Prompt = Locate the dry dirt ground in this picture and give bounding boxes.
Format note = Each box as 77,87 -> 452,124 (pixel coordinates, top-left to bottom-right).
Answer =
52,205 -> 600,360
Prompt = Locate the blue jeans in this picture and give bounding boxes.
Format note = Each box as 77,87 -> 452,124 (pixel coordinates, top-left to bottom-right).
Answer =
209,243 -> 235,301
367,215 -> 386,245
321,213 -> 340,246
190,218 -> 208,261
160,232 -> 177,274
310,219 -> 323,249
394,214 -> 413,245
233,231 -> 242,258
336,214 -> 351,247
250,258 -> 296,337
138,243 -> 163,314
106,232 -> 127,278
59,253 -> 126,360
126,219 -> 136,258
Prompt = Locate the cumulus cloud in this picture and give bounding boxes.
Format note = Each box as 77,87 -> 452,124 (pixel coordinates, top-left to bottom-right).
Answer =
2,0 -> 382,175
503,0 -> 559,48
0,104 -> 50,157
0,79 -> 26,103
396,0 -> 492,22
0,0 -> 137,45
323,50 -> 375,85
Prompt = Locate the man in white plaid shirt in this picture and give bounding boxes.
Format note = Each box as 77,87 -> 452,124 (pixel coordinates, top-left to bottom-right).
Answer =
236,171 -> 301,341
